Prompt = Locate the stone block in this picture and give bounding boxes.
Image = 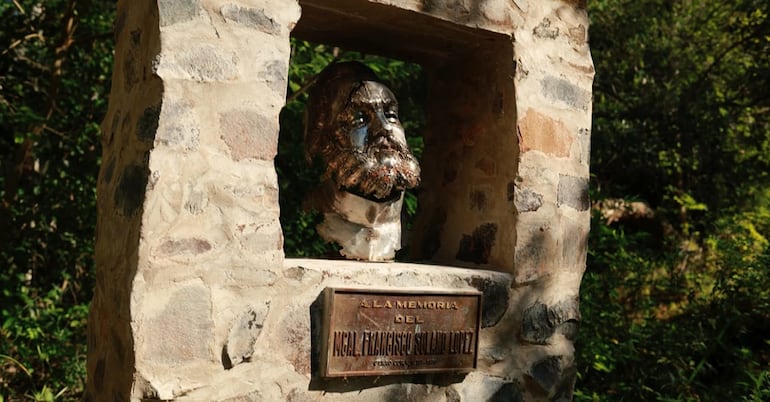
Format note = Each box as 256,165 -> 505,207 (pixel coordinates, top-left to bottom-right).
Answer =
479,0 -> 515,25
456,223 -> 498,264
458,373 -> 523,402
220,4 -> 279,35
474,157 -> 497,176
224,302 -> 270,368
234,221 -> 283,254
514,185 -> 544,213
258,59 -> 289,96
514,218 -> 559,283
177,44 -> 239,82
219,109 -> 279,161
540,76 -> 591,111
518,109 -> 573,157
467,276 -> 510,327
528,356 -> 561,392
136,104 -> 161,142
489,382 -> 525,402
578,127 -> 591,164
561,215 -> 589,271
159,0 -> 200,27
533,18 -> 559,39
469,189 -> 489,211
157,237 -> 212,257
113,164 -> 148,217
557,174 -> 589,211
156,100 -> 200,150
524,355 -> 577,400
520,298 -> 580,345
142,284 -> 214,364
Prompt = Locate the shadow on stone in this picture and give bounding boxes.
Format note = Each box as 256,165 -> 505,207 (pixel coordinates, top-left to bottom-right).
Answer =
221,344 -> 233,370
489,381 -> 524,402
468,276 -> 510,328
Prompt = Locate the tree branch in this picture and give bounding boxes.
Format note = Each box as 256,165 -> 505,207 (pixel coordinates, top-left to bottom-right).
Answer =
1,0 -> 79,236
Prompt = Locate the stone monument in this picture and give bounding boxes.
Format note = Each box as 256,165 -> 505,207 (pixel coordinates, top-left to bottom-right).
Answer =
304,61 -> 420,261
86,1 -> 593,401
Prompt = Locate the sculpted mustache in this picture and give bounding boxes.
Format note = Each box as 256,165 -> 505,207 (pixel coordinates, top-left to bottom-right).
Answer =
330,149 -> 420,199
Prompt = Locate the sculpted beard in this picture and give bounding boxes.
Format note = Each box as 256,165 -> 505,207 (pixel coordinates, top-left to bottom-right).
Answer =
328,126 -> 420,201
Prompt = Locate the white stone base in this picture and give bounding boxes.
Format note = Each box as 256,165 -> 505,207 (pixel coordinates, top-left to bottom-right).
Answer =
317,190 -> 404,261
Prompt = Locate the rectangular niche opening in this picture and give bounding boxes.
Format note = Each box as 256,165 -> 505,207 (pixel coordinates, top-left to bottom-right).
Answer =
283,1 -> 517,273
276,39 -> 426,260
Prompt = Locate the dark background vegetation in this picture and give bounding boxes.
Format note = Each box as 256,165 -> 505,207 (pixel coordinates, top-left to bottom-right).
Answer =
1,0 -> 768,400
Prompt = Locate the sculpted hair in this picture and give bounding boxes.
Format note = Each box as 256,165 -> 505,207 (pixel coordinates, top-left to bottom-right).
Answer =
304,61 -> 379,164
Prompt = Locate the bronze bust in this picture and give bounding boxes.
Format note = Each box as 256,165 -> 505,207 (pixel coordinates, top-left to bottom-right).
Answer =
304,61 -> 420,261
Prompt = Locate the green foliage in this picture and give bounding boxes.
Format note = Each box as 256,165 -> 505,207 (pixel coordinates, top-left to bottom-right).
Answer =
590,0 -> 770,229
580,0 -> 770,399
1,0 -> 113,399
578,208 -> 770,400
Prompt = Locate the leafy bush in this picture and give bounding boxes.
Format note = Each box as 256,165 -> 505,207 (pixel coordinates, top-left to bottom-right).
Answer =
576,199 -> 770,400
1,1 -> 112,399
577,1 -> 770,399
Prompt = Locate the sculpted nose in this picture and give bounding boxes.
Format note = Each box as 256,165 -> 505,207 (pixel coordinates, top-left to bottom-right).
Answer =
366,113 -> 393,143
372,113 -> 392,134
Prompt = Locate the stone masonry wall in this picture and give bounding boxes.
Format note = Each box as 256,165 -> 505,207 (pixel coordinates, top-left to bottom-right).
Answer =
412,44 -> 518,270
87,0 -> 593,401
87,0 -> 299,399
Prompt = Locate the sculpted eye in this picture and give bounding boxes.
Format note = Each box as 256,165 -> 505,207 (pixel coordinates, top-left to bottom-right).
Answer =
353,111 -> 367,126
384,109 -> 399,123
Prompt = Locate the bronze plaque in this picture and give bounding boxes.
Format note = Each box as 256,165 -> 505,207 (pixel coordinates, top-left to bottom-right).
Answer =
320,287 -> 482,377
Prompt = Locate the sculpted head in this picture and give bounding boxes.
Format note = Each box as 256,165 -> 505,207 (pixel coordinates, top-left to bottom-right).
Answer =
305,62 -> 420,201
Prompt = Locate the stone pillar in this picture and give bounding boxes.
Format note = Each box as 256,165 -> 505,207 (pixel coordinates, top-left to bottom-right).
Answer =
510,2 -> 593,398
86,0 -> 299,400
411,0 -> 593,396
